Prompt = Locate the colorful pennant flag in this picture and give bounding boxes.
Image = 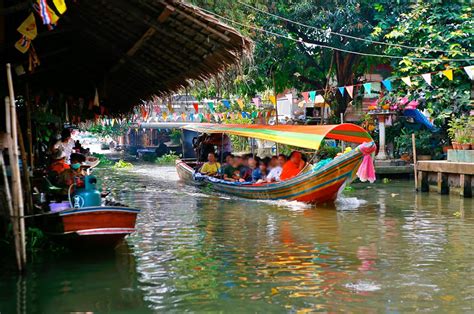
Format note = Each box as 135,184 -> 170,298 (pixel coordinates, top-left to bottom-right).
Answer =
269,95 -> 276,106
252,97 -> 261,107
298,100 -> 305,108
17,13 -> 37,40
363,83 -> 372,95
237,98 -> 244,110
52,0 -> 67,14
441,69 -> 453,81
167,103 -> 174,113
193,102 -> 199,113
93,88 -> 100,107
208,102 -> 215,112
338,87 -> 345,96
345,86 -> 354,99
181,112 -> 186,121
421,73 -> 432,86
382,79 -> 392,92
309,91 -> 316,103
222,99 -> 231,109
14,36 -> 31,54
464,66 -> 474,80
162,112 -> 168,121
401,76 -> 412,87
301,91 -> 309,103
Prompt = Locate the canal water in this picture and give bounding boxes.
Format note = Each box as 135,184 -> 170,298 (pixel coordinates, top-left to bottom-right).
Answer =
1,165 -> 473,312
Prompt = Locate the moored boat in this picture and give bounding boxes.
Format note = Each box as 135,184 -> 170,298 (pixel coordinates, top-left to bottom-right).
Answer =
176,123 -> 376,204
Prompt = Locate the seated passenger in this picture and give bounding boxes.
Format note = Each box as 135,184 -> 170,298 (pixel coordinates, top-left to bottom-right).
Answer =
49,151 -> 70,174
280,151 -> 306,181
199,152 -> 221,176
222,157 -> 238,181
266,154 -> 286,182
57,154 -> 84,188
243,157 -> 258,182
252,160 -> 268,183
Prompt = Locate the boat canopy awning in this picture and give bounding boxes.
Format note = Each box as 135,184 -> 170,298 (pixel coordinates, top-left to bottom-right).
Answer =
182,123 -> 373,150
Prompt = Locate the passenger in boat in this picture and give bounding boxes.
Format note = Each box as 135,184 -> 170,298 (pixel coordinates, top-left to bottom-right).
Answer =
242,157 -> 258,182
252,160 -> 268,183
57,154 -> 85,188
199,152 -> 221,177
238,156 -> 253,182
221,157 -> 238,181
266,154 -> 286,182
280,151 -> 306,181
49,150 -> 70,174
53,128 -> 75,163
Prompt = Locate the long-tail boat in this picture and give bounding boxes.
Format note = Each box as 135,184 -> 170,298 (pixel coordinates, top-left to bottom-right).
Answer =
176,123 -> 376,204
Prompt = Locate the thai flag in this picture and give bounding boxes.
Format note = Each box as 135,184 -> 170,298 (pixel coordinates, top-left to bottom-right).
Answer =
34,0 -> 53,25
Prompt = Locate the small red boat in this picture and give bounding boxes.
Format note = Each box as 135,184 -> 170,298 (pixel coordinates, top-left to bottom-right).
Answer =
45,206 -> 140,247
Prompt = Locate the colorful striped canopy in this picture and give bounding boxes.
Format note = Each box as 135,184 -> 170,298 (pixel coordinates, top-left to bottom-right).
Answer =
182,123 -> 373,150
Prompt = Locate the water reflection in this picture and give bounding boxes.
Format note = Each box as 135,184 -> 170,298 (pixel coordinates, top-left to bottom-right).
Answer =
1,165 -> 473,312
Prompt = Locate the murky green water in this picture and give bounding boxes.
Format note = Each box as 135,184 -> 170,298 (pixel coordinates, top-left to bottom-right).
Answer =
1,165 -> 473,312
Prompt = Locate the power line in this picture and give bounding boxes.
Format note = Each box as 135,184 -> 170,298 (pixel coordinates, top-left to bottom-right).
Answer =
198,7 -> 474,62
238,1 -> 470,55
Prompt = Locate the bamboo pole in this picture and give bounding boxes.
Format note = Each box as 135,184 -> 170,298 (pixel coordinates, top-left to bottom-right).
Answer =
6,63 -> 26,270
412,133 -> 418,191
17,118 -> 33,215
25,83 -> 34,169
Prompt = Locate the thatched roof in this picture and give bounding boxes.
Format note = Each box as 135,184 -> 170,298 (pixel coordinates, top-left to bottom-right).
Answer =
2,0 -> 252,112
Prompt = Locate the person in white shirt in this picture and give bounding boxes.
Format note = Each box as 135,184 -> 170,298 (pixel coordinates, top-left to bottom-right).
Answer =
266,154 -> 287,182
53,128 -> 75,164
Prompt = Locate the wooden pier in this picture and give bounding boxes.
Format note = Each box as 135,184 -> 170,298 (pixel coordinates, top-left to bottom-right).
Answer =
417,158 -> 473,198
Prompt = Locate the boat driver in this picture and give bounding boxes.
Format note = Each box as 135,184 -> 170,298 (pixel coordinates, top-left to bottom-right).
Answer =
280,151 -> 306,181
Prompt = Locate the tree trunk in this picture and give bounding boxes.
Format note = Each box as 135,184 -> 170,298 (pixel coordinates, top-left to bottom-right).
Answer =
334,51 -> 360,118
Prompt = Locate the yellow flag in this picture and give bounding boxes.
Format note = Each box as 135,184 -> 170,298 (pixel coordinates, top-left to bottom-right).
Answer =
17,13 -> 37,40
269,95 -> 276,106
162,112 -> 168,120
237,98 -> 244,110
167,103 -> 174,113
14,36 -> 31,54
53,0 -> 67,14
442,69 -> 453,81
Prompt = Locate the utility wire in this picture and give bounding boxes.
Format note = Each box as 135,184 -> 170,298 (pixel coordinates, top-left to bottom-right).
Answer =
238,1 -> 470,55
199,7 -> 474,62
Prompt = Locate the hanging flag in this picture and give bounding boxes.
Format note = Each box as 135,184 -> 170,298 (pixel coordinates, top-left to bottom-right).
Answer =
162,111 -> 168,121
14,36 -> 31,54
346,86 -> 354,99
363,83 -> 372,95
401,76 -> 412,87
464,66 -> 474,80
222,99 -> 231,109
382,79 -> 392,92
298,100 -> 305,108
269,95 -> 276,106
315,95 -> 325,104
237,98 -> 244,110
208,102 -> 215,112
193,102 -> 199,113
199,113 -> 204,122
17,13 -> 37,40
205,113 -> 211,121
252,97 -> 261,107
93,88 -> 100,107
301,91 -> 309,103
52,0 -> 67,14
338,87 -> 345,96
309,91 -> 316,103
181,112 -> 186,121
421,73 -> 432,86
285,93 -> 293,105
251,111 -> 258,119
441,69 -> 453,81
167,103 -> 174,113
28,45 -> 40,71
34,0 -> 59,25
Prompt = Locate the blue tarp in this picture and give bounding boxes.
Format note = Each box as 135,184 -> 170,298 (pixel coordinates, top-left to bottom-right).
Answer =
403,109 -> 438,132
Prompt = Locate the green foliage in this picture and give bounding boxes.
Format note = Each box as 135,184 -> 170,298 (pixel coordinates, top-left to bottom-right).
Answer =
374,2 -> 473,123
155,153 -> 181,165
91,153 -> 114,166
113,160 -> 133,169
170,129 -> 182,145
395,129 -> 433,156
315,143 -> 341,160
87,121 -> 131,138
448,116 -> 473,143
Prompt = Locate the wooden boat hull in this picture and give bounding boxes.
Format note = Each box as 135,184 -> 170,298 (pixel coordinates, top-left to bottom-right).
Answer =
44,206 -> 140,247
176,143 -> 374,204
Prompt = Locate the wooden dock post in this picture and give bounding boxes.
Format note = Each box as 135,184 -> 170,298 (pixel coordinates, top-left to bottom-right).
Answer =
412,133 -> 418,191
437,172 -> 449,195
460,174 -> 472,198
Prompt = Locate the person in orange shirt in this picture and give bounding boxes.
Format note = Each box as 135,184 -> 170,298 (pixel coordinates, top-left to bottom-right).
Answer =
280,151 -> 305,181
49,151 -> 70,174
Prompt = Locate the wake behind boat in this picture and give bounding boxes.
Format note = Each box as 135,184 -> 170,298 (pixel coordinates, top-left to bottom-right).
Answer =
176,123 -> 376,204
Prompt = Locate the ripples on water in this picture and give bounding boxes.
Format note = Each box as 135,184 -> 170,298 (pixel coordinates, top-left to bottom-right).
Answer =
1,164 -> 473,313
